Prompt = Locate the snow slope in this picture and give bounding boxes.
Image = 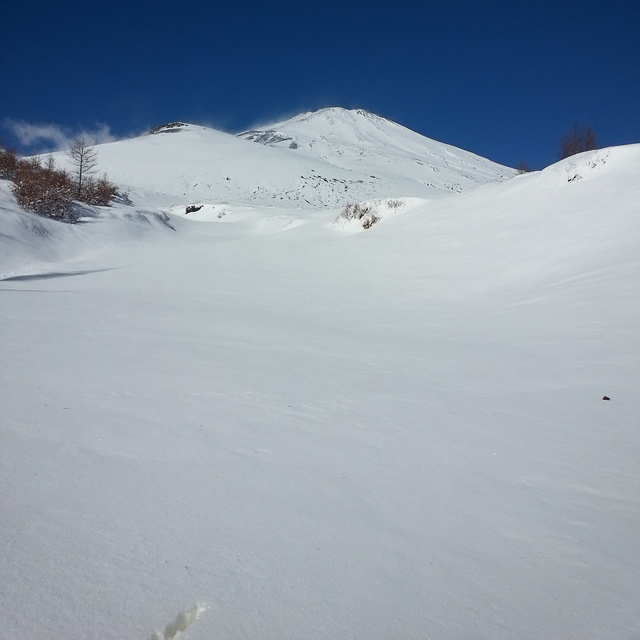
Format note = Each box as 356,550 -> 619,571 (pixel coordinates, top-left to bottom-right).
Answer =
1,144 -> 639,639
240,107 -> 514,192
47,108 -> 515,212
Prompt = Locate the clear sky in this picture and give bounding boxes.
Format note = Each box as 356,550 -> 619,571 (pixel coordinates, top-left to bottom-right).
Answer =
2,0 -> 638,169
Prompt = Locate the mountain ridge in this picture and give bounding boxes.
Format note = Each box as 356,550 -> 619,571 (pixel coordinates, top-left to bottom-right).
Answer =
49,108 -> 516,211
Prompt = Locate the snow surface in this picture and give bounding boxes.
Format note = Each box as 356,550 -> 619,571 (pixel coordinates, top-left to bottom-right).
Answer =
1,118 -> 639,639
44,108 -> 515,213
239,107 -> 515,192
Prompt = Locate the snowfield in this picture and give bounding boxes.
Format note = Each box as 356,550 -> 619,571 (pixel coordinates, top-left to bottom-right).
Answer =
1,111 -> 639,639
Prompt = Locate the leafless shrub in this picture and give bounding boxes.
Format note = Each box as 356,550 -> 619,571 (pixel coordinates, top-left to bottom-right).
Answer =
12,156 -> 75,219
81,174 -> 118,206
362,214 -> 380,229
339,202 -> 380,229
8,143 -> 117,221
0,146 -> 19,179
341,202 -> 371,220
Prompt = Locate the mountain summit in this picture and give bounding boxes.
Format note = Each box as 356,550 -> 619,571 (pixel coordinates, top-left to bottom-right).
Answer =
238,107 -> 514,193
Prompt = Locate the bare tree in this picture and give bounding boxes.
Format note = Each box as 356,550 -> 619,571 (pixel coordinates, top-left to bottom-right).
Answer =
558,124 -> 598,160
67,136 -> 98,196
45,155 -> 57,173
0,146 -> 19,179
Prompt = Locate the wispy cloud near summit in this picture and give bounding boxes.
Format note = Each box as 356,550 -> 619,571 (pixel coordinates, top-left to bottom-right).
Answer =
3,120 -> 116,153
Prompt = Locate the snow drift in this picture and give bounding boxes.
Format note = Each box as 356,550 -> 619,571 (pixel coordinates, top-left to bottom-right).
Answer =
1,123 -> 639,639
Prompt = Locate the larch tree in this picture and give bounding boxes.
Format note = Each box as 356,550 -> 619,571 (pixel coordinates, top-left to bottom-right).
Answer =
67,136 -> 98,197
558,124 -> 598,160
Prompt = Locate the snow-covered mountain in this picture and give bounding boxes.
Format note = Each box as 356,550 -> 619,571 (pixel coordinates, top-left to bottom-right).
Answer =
239,107 -> 514,192
49,108 -> 515,210
2,120 -> 640,640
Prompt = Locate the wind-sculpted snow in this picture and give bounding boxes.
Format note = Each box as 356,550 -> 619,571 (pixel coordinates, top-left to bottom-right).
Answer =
551,148 -> 612,184
1,144 -> 640,639
1,267 -> 115,281
148,604 -> 206,640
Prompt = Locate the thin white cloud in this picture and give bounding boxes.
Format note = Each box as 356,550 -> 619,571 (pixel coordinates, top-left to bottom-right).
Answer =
3,119 -> 116,152
242,106 -> 317,133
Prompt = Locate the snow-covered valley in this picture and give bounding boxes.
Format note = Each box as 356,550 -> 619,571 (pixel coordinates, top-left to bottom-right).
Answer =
1,110 -> 639,639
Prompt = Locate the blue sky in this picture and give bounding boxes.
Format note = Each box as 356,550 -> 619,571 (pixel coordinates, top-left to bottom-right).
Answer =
2,0 -> 638,168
